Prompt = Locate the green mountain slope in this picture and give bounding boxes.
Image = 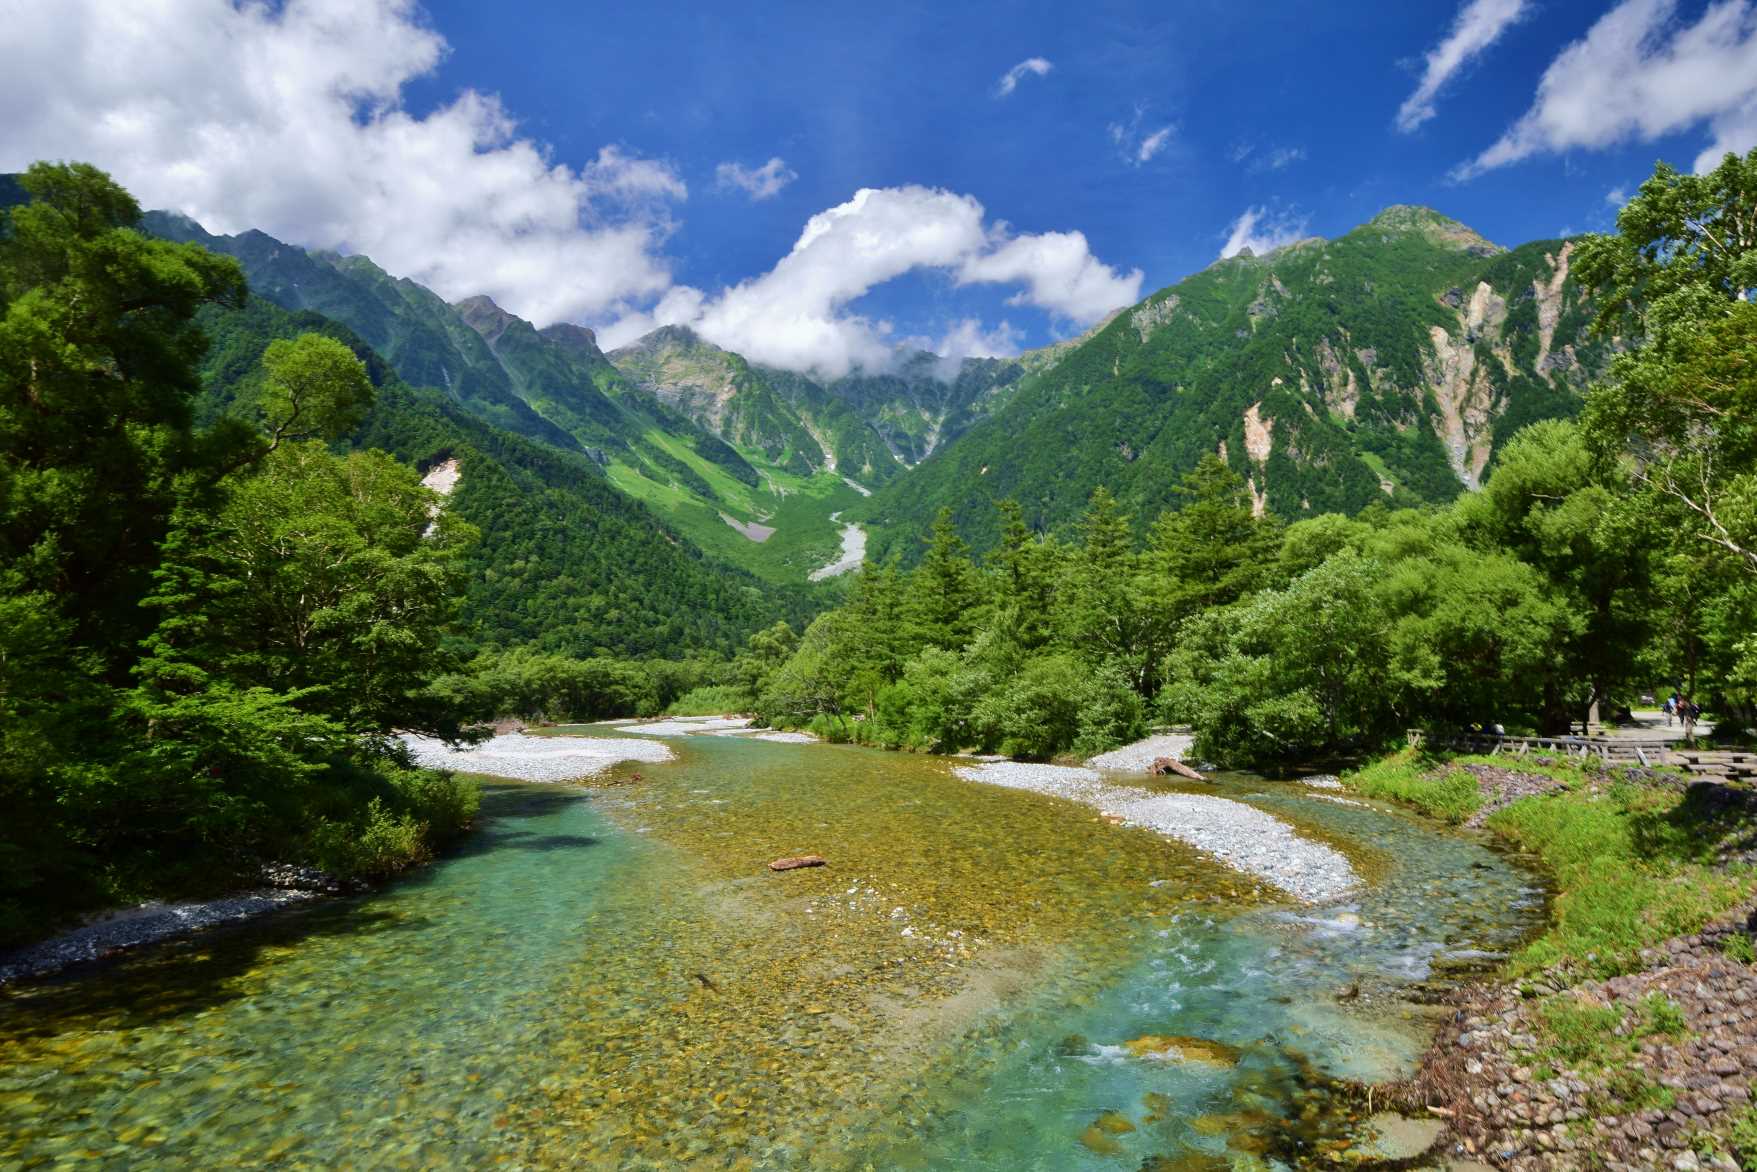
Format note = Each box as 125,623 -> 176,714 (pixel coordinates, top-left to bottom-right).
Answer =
608,327 -> 1027,485
195,295 -> 810,655
142,214 -> 861,584
854,206 -> 1606,558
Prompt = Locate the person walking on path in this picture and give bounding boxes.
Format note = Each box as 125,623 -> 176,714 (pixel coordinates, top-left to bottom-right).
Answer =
1663,693 -> 1677,727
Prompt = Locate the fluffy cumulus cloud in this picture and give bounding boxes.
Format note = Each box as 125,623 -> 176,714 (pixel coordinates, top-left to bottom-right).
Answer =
607,186 -> 1142,377
1458,0 -> 1757,179
0,0 -> 683,328
0,1 -> 1135,377
714,156 -> 797,201
1397,0 -> 1530,133
1218,207 -> 1309,260
995,57 -> 1053,97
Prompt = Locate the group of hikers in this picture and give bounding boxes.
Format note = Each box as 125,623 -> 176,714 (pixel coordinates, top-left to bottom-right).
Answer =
1663,692 -> 1702,734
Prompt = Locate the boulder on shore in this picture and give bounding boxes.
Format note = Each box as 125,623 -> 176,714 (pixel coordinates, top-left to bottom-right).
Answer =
1148,756 -> 1206,781
767,855 -> 827,872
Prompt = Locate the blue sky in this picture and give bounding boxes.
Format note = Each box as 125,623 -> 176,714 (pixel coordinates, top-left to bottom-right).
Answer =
5,0 -> 1756,373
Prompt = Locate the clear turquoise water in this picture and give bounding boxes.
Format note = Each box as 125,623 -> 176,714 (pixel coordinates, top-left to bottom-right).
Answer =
0,736 -> 1544,1169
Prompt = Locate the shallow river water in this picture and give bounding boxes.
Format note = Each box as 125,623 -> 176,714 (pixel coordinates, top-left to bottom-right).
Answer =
0,731 -> 1544,1169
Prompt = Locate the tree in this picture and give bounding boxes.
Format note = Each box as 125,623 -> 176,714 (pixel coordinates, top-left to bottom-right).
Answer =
136,442 -> 477,740
1457,420 -> 1653,731
0,161 -> 246,661
987,499 -> 1060,651
908,507 -> 981,651
1575,148 -> 1757,573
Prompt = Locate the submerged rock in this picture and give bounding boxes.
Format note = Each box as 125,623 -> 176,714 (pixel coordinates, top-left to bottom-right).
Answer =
1078,1110 -> 1136,1153
1123,1034 -> 1242,1066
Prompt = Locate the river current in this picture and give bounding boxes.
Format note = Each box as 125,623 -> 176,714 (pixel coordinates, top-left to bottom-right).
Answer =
0,729 -> 1543,1169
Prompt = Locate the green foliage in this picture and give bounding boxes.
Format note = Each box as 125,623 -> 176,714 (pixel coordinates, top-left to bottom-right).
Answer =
1725,932 -> 1757,964
664,684 -> 748,717
1732,1105 -> 1757,1171
1343,752 -> 1483,824
257,333 -> 374,444
428,649 -> 662,722
0,165 -> 485,944
858,206 -> 1598,563
1486,779 -> 1757,978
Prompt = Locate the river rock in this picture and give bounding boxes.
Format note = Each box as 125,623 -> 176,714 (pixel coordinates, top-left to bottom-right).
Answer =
767,855 -> 827,871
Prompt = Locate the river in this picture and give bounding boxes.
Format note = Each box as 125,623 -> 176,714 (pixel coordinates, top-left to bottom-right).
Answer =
0,729 -> 1544,1169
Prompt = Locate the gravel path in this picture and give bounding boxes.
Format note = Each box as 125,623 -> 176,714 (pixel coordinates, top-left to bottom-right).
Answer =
401,731 -> 673,781
952,761 -> 1359,903
0,891 -> 321,985
1087,732 -> 1196,772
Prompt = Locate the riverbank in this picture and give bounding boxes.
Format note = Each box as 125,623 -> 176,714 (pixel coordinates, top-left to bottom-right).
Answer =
1344,750 -> 1757,1168
0,734 -> 675,986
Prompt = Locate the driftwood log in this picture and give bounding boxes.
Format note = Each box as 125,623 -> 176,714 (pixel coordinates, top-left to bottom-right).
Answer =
1147,756 -> 1205,782
767,855 -> 827,872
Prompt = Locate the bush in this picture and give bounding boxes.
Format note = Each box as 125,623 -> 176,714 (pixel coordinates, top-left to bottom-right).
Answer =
302,763 -> 478,882
972,654 -> 1144,761
310,799 -> 430,880
665,684 -> 748,717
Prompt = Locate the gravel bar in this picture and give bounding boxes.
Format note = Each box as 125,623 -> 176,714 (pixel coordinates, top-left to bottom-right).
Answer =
621,716 -> 752,737
0,890 -> 320,985
952,761 -> 1359,903
401,731 -> 673,781
1086,733 -> 1197,772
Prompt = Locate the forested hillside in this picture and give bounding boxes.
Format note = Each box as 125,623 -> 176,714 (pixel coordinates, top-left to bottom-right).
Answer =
854,206 -> 1606,560
743,156 -> 1757,773
144,215 -> 873,583
195,297 -> 808,656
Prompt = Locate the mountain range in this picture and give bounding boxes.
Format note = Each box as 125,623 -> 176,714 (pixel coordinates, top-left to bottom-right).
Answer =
92,194 -> 1607,653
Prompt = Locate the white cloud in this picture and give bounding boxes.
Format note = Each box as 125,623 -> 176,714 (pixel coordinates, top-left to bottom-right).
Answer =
1109,110 -> 1176,166
1606,185 -> 1630,205
0,2 -> 1133,378
1397,0 -> 1531,133
1261,145 -> 1306,170
957,229 -> 1143,321
0,0 -> 683,329
1136,127 -> 1173,163
713,156 -> 797,201
1219,207 -> 1310,260
995,57 -> 1053,97
1457,0 -> 1757,179
914,319 -> 1025,379
610,186 -> 1141,377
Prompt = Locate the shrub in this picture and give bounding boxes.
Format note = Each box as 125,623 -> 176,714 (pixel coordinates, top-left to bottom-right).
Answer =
665,684 -> 747,717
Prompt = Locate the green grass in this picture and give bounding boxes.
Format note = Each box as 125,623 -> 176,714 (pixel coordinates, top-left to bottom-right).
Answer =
1345,750 -> 1757,980
1532,991 -> 1687,1114
1731,1104 -> 1757,1170
1344,749 -> 1483,823
1487,781 -> 1756,978
611,455 -> 867,586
